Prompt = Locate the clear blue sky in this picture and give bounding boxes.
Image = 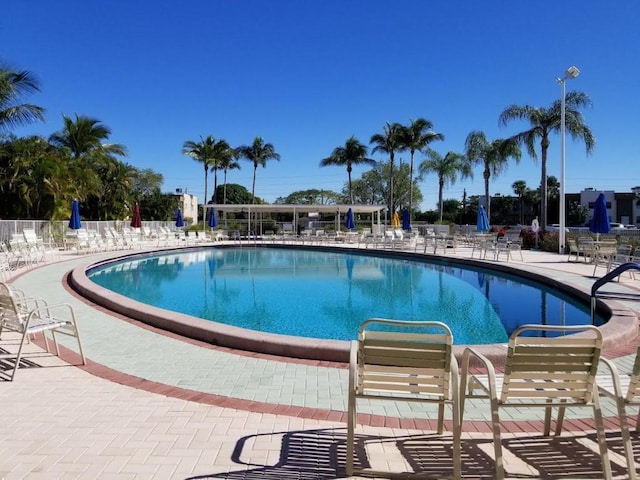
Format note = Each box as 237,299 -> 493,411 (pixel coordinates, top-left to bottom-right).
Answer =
3,1 -> 639,211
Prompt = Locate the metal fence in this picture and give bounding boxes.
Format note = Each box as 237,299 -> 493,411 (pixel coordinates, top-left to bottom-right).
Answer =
0,220 -> 179,246
2,219 -> 637,246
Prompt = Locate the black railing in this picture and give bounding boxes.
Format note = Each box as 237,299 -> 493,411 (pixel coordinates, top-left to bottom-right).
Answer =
590,262 -> 640,324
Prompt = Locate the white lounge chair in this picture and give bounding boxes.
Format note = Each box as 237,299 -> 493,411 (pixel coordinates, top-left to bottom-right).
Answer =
346,318 -> 460,478
460,324 -> 612,480
0,282 -> 86,381
22,228 -> 58,263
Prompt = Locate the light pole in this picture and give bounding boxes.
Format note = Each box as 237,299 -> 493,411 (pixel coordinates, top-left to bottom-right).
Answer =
556,65 -> 580,254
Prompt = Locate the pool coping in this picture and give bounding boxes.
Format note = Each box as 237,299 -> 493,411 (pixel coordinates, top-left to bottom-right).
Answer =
67,244 -> 640,364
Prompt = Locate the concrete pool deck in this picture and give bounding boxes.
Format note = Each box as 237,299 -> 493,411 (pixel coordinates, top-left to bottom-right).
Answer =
2,242 -> 639,479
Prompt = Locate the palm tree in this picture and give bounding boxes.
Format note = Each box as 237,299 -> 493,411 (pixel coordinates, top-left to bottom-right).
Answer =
465,131 -> 521,223
49,114 -> 127,210
219,149 -> 241,204
499,92 -> 594,229
0,65 -> 45,132
398,118 -> 444,215
512,180 -> 528,225
49,114 -> 126,160
370,122 -> 404,213
419,149 -> 470,222
210,139 -> 233,198
182,136 -> 217,215
320,136 -> 375,204
236,136 -> 280,203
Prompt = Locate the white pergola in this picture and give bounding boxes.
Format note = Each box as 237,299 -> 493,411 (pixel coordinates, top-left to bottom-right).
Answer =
203,204 -> 387,233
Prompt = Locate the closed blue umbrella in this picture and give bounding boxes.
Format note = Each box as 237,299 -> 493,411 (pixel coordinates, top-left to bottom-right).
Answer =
208,207 -> 218,228
68,199 -> 81,230
175,208 -> 184,228
345,207 -> 355,230
477,205 -> 489,232
402,208 -> 411,231
589,193 -> 610,240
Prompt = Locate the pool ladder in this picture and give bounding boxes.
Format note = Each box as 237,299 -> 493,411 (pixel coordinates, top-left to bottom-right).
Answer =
590,262 -> 640,324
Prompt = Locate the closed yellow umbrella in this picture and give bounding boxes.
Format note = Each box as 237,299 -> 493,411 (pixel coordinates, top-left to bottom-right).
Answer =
392,211 -> 400,228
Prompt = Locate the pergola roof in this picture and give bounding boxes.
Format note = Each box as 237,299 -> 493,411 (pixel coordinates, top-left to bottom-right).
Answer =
203,204 -> 386,215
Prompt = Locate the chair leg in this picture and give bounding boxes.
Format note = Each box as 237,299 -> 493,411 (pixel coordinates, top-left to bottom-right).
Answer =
346,390 -> 356,476
592,396 -> 613,480
11,330 -> 31,381
452,403 -> 462,480
616,398 -> 637,480
436,403 -> 445,434
543,404 -> 553,436
555,401 -> 567,436
489,396 -> 505,480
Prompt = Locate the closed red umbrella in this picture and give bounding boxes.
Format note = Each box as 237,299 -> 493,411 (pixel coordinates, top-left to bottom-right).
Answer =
131,203 -> 142,228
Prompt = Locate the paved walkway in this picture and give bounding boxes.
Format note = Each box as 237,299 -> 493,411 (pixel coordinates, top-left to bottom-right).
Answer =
2,243 -> 639,479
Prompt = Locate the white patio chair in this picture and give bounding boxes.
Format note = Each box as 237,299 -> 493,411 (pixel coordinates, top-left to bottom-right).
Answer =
493,237 -> 511,261
0,282 -> 86,381
592,240 -> 618,276
0,244 -> 11,281
606,243 -> 634,276
22,228 -> 48,263
578,236 -> 597,263
460,324 -> 612,480
505,233 -> 524,261
567,237 -> 581,262
346,318 -> 460,478
597,347 -> 640,480
8,236 -> 34,267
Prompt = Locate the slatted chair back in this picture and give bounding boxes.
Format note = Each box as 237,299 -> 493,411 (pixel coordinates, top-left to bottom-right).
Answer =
355,319 -> 454,401
0,282 -> 24,333
501,325 -> 602,404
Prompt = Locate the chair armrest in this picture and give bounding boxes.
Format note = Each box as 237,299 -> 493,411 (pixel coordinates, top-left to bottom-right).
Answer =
348,340 -> 358,392
597,356 -> 624,398
27,303 -> 77,323
460,347 -> 498,397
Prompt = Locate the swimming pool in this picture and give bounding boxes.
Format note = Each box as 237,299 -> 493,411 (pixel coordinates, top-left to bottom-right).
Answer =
86,247 -> 602,346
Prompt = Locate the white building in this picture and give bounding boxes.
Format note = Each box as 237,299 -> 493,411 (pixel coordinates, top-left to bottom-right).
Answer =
578,188 -> 639,226
173,189 -> 198,225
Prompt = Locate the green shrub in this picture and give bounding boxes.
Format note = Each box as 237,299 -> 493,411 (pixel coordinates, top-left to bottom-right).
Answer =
539,231 -> 559,252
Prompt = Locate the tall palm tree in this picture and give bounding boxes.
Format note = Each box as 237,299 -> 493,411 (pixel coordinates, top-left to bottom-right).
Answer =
499,91 -> 594,230
236,136 -> 280,203
370,122 -> 403,213
182,136 -> 217,214
320,136 -> 375,204
465,131 -> 521,223
210,138 -> 233,198
49,114 -> 126,160
0,65 -> 45,132
49,114 -> 126,209
219,149 -> 241,204
398,118 -> 444,215
419,149 -> 470,222
512,180 -> 528,225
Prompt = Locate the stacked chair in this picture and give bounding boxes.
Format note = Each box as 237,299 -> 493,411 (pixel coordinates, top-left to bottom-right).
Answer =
0,282 -> 86,381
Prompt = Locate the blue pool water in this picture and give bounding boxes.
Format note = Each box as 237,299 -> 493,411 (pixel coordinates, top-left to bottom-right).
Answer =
88,247 -> 602,345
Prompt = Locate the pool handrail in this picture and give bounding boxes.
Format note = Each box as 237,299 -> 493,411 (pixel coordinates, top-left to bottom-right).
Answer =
590,262 -> 640,324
